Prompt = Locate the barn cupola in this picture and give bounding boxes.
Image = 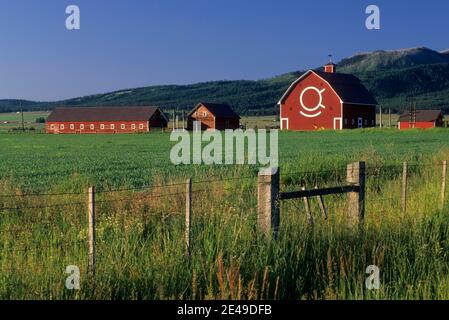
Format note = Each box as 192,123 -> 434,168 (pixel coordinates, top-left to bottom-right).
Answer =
324,54 -> 336,73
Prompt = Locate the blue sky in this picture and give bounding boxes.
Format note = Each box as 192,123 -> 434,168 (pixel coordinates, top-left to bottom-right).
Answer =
0,0 -> 448,101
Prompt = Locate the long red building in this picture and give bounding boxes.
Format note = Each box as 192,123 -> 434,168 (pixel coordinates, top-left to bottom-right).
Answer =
278,62 -> 378,131
46,106 -> 168,134
398,109 -> 444,130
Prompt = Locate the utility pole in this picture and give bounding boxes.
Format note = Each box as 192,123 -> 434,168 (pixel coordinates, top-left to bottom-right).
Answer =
20,102 -> 25,131
388,108 -> 392,128
379,105 -> 383,129
172,109 -> 175,130
182,110 -> 185,130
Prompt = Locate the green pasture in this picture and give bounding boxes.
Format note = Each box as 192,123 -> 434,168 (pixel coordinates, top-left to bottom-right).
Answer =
1,129 -> 449,299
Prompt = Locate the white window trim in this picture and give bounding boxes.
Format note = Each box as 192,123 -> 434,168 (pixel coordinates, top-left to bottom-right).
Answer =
80,124 -> 84,129
60,124 -> 64,129
50,124 -> 55,129
100,124 -> 105,130
70,124 -> 74,130
131,124 -> 136,129
111,124 -> 115,129
358,117 -> 363,129
90,124 -> 94,130
121,124 -> 125,129
139,123 -> 144,129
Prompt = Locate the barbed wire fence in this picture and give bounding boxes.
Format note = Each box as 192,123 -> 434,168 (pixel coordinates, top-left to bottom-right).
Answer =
0,160 -> 447,277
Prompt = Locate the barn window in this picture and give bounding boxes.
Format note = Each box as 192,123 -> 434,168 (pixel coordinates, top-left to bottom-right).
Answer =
60,124 -> 64,130
111,124 -> 115,129
50,124 -> 55,129
80,124 -> 84,129
121,124 -> 125,129
131,124 -> 136,130
70,124 -> 74,130
203,111 -> 207,117
352,119 -> 355,125
139,124 -> 144,129
100,124 -> 105,130
90,124 -> 94,130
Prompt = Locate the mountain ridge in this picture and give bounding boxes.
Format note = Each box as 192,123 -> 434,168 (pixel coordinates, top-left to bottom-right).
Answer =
1,47 -> 449,114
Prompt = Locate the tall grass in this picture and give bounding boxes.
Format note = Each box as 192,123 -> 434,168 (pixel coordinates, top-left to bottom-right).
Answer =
1,153 -> 449,299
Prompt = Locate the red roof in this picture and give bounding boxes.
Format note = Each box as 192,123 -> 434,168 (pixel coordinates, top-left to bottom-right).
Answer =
398,109 -> 443,122
47,106 -> 165,122
279,70 -> 378,106
187,102 -> 240,119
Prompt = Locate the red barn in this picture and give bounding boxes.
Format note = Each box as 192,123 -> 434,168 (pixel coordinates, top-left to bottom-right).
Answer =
46,106 -> 168,134
278,63 -> 378,130
186,102 -> 240,130
398,109 -> 444,130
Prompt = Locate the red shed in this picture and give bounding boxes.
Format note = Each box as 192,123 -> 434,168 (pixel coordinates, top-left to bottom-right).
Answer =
278,63 -> 378,130
186,102 -> 240,130
398,109 -> 444,130
46,106 -> 168,134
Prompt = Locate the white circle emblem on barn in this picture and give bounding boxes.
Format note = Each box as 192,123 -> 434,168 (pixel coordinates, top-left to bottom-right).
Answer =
299,86 -> 326,118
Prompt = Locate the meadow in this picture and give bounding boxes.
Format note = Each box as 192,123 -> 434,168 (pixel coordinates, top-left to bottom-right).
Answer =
0,111 -> 49,132
1,129 -> 449,299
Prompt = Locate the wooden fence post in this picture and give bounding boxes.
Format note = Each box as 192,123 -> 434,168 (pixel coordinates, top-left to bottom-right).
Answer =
302,186 -> 313,227
185,178 -> 192,256
88,186 -> 96,276
257,167 -> 280,239
347,162 -> 365,227
402,162 -> 408,215
315,186 -> 328,220
440,160 -> 447,210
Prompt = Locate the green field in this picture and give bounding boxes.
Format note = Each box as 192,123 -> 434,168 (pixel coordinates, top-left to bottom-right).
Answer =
1,129 -> 449,299
0,111 -> 50,132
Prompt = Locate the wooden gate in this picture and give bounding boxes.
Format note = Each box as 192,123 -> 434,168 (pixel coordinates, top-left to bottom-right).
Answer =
257,162 -> 366,238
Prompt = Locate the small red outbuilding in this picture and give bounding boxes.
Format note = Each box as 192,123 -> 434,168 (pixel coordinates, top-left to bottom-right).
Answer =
186,102 -> 240,130
278,63 -> 378,131
398,109 -> 444,130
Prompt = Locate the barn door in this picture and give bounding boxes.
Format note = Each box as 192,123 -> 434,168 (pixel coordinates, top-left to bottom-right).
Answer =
281,118 -> 289,130
333,118 -> 342,130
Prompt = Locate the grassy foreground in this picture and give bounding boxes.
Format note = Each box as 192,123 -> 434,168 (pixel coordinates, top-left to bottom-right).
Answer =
1,129 -> 449,299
